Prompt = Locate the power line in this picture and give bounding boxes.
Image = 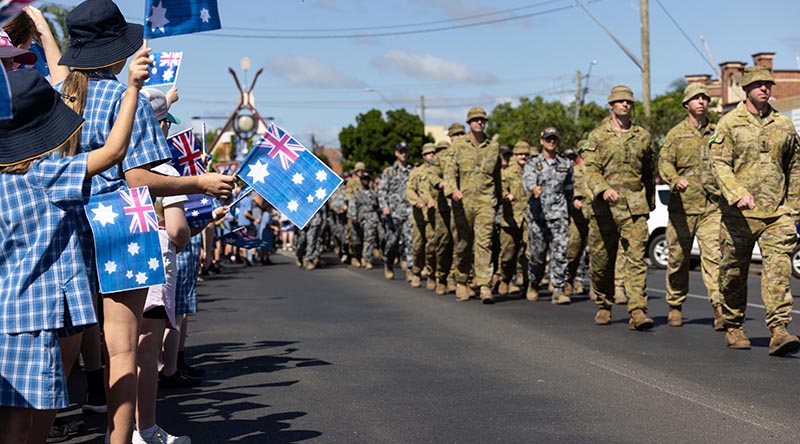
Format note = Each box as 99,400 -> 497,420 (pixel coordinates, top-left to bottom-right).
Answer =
653,0 -> 718,75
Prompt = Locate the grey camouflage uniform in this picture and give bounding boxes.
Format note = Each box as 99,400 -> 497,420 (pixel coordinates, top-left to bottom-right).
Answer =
328,186 -> 348,255
522,153 -> 574,291
296,209 -> 325,263
348,185 -> 380,263
379,162 -> 413,270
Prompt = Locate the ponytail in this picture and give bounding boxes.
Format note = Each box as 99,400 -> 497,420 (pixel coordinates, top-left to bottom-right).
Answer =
59,69 -> 90,157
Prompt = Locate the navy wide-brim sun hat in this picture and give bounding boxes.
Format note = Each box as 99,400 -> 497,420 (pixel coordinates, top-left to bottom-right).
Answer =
0,70 -> 85,166
58,0 -> 144,69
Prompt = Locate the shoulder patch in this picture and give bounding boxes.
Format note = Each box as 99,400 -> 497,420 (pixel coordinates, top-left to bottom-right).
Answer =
536,162 -> 543,171
709,133 -> 724,144
581,141 -> 596,152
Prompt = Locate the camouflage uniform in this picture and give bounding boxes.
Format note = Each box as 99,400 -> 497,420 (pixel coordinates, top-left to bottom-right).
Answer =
659,116 -> 721,309
345,175 -> 363,258
444,134 -> 501,290
407,161 -> 435,278
711,101 -> 800,330
499,160 -> 530,287
329,185 -> 348,257
583,118 -> 655,313
348,182 -> 380,265
432,143 -> 454,287
566,158 -> 590,292
296,210 -> 325,266
523,153 -> 573,292
379,161 -> 413,271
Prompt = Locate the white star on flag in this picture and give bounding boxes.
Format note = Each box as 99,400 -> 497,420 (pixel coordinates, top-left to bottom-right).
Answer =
126,270 -> 134,279
191,210 -> 200,217
316,170 -> 328,182
148,258 -> 160,271
315,188 -> 327,200
292,173 -> 304,185
128,242 -> 140,256
147,0 -> 169,33
306,195 -> 314,203
92,203 -> 118,227
151,67 -> 158,75
135,272 -> 148,285
104,261 -> 117,274
287,200 -> 299,212
200,7 -> 211,23
162,67 -> 174,82
246,160 -> 270,184
200,197 -> 209,205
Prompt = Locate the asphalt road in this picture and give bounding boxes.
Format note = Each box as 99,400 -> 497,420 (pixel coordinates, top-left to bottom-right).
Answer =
63,254 -> 800,444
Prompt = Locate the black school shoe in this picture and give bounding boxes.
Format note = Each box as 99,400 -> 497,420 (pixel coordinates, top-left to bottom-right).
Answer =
158,369 -> 202,388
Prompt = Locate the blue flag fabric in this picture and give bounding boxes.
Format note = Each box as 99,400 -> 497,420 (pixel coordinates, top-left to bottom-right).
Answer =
144,0 -> 221,39
236,123 -> 343,229
84,186 -> 165,293
220,229 -> 270,250
184,193 -> 213,223
167,128 -> 205,176
0,64 -> 10,120
143,51 -> 183,87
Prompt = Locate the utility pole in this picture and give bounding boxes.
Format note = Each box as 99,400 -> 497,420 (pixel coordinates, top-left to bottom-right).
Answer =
573,70 -> 582,122
641,0 -> 651,117
419,95 -> 426,126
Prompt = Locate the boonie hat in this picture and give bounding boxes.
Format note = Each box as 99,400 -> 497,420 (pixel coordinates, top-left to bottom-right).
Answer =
682,83 -> 710,104
607,85 -> 635,104
0,31 -> 37,65
59,0 -> 144,69
512,141 -> 530,155
435,140 -> 450,151
740,66 -> 775,87
466,106 -> 488,122
422,143 -> 436,155
540,127 -> 560,140
447,122 -> 466,137
353,161 -> 366,171
0,70 -> 84,166
395,141 -> 409,152
141,88 -> 179,124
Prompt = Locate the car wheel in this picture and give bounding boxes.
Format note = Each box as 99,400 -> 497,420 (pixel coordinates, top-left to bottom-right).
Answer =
791,245 -> 800,279
647,233 -> 668,269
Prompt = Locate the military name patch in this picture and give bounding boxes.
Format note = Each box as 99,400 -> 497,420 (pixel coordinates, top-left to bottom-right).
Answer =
556,167 -> 569,172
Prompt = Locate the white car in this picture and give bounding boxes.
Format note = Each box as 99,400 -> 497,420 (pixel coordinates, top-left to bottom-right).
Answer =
643,185 -> 800,276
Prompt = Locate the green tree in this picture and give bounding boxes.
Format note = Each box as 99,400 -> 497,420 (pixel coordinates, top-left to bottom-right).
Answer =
339,108 -> 432,174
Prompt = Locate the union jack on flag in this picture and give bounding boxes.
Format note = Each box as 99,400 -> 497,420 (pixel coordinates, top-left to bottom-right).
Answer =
254,122 -> 305,170
168,129 -> 206,176
143,51 -> 183,87
121,187 -> 159,234
159,51 -> 182,67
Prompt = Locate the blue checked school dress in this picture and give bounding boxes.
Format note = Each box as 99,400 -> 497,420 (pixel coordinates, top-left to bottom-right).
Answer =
0,154 -> 94,409
56,70 -> 172,293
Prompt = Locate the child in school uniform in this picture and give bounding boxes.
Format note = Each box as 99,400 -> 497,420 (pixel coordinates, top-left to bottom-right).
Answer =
0,55 -> 150,444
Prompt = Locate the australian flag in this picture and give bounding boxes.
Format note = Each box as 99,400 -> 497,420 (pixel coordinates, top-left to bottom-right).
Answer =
184,194 -> 213,223
143,51 -> 183,87
144,0 -> 221,39
236,123 -> 342,229
84,186 -> 165,293
220,228 -> 270,250
167,128 -> 205,176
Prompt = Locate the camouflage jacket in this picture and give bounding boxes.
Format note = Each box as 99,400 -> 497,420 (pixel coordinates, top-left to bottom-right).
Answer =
348,186 -> 379,223
710,101 -> 800,219
443,133 -> 501,208
659,117 -> 719,215
522,153 -> 573,221
500,164 -> 529,228
378,161 -> 413,215
583,118 -> 655,218
571,159 -> 592,219
406,163 -> 435,207
345,176 -> 361,202
329,185 -> 347,212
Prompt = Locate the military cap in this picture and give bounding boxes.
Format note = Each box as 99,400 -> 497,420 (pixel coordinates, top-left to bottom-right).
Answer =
607,85 -> 635,104
682,83 -> 710,104
513,140 -> 531,154
447,122 -> 466,137
466,106 -> 488,122
562,149 -> 577,159
500,146 -> 512,156
435,139 -> 451,150
395,141 -> 409,152
422,143 -> 436,155
354,161 -> 366,171
540,127 -> 560,139
740,65 -> 775,87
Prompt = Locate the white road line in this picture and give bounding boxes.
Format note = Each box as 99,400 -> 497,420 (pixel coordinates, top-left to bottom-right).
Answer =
646,287 -> 800,315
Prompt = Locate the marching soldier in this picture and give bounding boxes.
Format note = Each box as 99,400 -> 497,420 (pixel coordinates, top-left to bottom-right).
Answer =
328,181 -> 348,261
445,107 -> 502,303
379,142 -> 413,280
431,139 -> 454,295
407,143 -> 437,287
564,146 -> 590,297
710,66 -> 800,356
659,83 -> 723,329
345,162 -> 367,267
583,85 -> 655,330
296,210 -> 325,270
497,141 -> 531,295
523,128 -> 573,304
348,171 -> 380,270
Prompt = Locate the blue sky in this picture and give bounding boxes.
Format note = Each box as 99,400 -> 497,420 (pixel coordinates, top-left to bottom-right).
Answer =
54,0 -> 800,148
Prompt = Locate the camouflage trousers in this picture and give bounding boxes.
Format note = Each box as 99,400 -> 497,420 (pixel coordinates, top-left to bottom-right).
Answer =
384,208 -> 412,271
331,212 -> 348,254
665,207 -> 722,308
434,204 -> 453,283
352,215 -> 379,263
719,214 -> 796,329
499,221 -> 528,285
410,207 -> 432,275
452,202 -> 494,287
528,217 -> 568,291
296,222 -> 323,263
566,208 -> 590,287
588,210 -> 649,312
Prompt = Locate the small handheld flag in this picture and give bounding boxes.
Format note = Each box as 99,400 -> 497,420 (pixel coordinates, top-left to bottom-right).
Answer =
220,227 -> 270,250
167,128 -> 205,177
144,0 -> 221,40
236,123 -> 342,229
84,186 -> 166,294
184,194 -> 214,223
143,51 -> 183,87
